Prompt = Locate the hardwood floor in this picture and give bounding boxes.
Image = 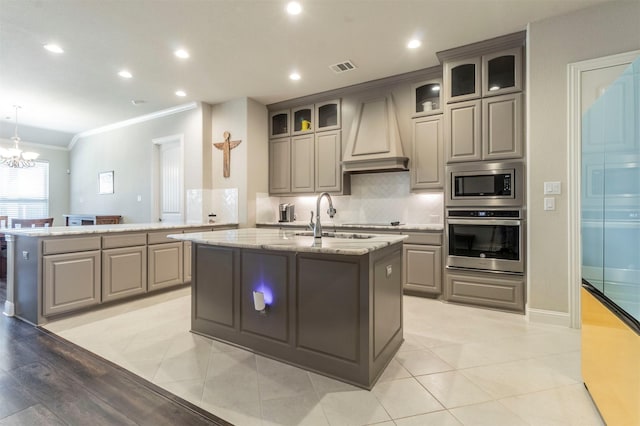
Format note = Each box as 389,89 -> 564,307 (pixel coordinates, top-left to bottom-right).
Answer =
0,279 -> 230,425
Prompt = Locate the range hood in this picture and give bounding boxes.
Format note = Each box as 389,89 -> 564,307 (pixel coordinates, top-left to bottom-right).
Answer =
342,93 -> 408,173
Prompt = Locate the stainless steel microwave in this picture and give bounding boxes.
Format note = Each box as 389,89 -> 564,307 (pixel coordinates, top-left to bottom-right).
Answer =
446,161 -> 524,207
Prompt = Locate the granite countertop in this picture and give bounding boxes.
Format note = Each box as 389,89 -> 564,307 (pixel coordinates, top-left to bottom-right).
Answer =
256,221 -> 444,232
1,222 -> 236,237
170,228 -> 407,255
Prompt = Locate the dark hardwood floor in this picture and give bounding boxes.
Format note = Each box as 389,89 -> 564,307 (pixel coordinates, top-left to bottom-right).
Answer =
0,279 -> 230,425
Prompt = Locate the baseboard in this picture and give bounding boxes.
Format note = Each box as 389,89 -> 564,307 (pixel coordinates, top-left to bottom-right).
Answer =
527,308 -> 572,327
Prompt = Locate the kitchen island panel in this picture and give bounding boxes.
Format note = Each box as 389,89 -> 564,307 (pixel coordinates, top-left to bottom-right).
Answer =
373,248 -> 403,358
193,245 -> 236,329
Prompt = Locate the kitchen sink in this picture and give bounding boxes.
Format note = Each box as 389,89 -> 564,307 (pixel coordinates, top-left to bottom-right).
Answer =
294,231 -> 375,239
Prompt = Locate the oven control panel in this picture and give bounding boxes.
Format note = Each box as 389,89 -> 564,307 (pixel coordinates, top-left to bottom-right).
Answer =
447,209 -> 521,219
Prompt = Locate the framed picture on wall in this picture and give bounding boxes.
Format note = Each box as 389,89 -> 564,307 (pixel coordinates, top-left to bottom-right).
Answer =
99,171 -> 114,194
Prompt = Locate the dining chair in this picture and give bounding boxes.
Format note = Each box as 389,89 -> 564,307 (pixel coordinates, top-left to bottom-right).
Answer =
11,217 -> 55,228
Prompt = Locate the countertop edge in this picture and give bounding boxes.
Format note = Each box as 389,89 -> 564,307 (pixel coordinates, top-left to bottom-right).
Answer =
1,222 -> 238,237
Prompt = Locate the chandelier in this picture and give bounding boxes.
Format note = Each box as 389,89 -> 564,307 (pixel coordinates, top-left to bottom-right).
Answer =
0,105 -> 39,168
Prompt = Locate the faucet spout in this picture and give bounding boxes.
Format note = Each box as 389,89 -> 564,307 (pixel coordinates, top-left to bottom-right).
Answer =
313,192 -> 336,239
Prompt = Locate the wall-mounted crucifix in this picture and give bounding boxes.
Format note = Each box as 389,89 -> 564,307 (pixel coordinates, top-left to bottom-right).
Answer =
213,131 -> 242,178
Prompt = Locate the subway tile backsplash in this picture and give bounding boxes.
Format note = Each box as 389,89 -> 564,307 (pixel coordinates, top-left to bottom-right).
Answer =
261,172 -> 443,225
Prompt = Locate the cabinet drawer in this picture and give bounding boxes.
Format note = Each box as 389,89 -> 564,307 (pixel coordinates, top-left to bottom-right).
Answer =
42,237 -> 101,255
444,269 -> 525,313
102,233 -> 147,249
67,218 -> 83,226
402,232 -> 442,246
148,230 -> 184,244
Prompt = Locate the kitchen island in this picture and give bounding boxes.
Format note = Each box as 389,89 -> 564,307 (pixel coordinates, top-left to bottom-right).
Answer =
171,228 -> 407,389
3,222 -> 236,325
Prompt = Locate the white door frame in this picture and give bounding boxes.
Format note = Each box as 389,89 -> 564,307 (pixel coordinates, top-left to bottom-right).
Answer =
151,134 -> 185,223
566,49 -> 639,328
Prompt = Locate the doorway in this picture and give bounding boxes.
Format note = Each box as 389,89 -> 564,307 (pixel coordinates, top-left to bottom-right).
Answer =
152,134 -> 184,224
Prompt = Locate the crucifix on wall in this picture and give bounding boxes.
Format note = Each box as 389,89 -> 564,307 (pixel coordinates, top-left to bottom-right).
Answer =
213,131 -> 242,178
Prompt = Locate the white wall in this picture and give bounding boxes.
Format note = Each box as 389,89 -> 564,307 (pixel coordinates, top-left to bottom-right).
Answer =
70,104 -> 206,223
527,0 -> 640,322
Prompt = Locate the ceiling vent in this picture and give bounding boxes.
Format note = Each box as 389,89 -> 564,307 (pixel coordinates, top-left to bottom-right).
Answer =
329,60 -> 357,74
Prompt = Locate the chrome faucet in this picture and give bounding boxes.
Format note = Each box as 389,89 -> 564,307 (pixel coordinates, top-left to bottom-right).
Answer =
312,192 -> 337,239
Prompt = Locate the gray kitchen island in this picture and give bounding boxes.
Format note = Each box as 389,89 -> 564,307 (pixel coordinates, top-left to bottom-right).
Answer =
171,228 -> 407,389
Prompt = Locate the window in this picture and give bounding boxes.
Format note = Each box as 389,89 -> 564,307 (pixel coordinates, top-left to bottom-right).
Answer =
0,161 -> 49,219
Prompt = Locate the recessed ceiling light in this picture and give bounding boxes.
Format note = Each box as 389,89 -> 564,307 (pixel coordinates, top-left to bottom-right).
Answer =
286,1 -> 302,15
407,39 -> 421,49
44,43 -> 64,54
118,70 -> 133,79
175,49 -> 190,59
289,72 -> 301,81
175,90 -> 187,97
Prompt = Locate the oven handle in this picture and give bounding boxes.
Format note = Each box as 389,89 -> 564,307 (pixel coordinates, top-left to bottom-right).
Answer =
447,219 -> 522,226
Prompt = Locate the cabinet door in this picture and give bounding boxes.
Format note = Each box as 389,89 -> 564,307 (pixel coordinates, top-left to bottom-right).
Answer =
269,138 -> 291,194
445,99 -> 482,163
184,241 -> 192,283
269,109 -> 290,138
315,130 -> 342,192
402,244 -> 442,295
102,246 -> 147,302
291,104 -> 314,135
315,99 -> 341,132
291,133 -> 315,193
482,47 -> 523,97
412,115 -> 444,189
43,250 -> 101,316
411,79 -> 443,118
444,57 -> 481,103
148,242 -> 184,291
482,93 -> 523,160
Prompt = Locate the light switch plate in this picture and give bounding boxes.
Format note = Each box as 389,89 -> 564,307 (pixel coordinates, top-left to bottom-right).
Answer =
544,197 -> 556,211
544,181 -> 561,195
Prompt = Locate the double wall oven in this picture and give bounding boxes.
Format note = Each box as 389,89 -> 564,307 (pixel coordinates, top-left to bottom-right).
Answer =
445,161 -> 525,274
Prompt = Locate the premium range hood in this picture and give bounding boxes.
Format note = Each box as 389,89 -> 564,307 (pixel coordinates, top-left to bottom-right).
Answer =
342,93 -> 408,173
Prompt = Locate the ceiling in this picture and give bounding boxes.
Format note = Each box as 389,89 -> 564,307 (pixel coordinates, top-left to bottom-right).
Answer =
0,0 -> 611,148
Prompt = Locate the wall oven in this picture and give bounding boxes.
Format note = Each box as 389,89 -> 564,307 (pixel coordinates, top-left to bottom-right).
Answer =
446,161 -> 524,207
446,209 -> 524,273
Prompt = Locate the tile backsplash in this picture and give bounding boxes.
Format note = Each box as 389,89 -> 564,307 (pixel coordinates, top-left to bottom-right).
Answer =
187,188 -> 239,224
257,172 -> 443,225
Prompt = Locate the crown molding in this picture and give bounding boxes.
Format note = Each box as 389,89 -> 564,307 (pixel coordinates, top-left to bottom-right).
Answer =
68,102 -> 199,150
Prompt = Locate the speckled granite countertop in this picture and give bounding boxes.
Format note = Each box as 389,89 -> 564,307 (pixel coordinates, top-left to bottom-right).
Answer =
170,228 -> 407,255
1,222 -> 236,237
256,221 -> 444,232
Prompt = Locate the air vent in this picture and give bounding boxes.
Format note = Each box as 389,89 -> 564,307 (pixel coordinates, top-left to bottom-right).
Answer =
329,60 -> 357,74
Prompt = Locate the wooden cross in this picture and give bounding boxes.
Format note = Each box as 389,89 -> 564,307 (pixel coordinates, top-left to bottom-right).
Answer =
213,131 -> 242,178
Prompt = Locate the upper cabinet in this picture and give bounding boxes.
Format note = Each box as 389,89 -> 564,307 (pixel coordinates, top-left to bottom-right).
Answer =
411,79 -> 443,118
270,109 -> 290,138
444,58 -> 482,103
315,99 -> 341,132
291,104 -> 314,135
482,47 -> 523,97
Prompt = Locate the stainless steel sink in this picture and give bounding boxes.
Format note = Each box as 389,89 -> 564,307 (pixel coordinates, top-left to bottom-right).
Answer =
294,231 -> 375,239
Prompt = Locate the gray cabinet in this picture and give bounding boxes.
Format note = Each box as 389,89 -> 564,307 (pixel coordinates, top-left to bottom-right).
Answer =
482,47 -> 523,97
411,115 -> 444,189
269,137 -> 291,194
269,109 -> 290,138
148,241 -> 184,291
291,133 -> 315,193
403,244 -> 442,295
184,241 -> 192,283
444,57 -> 482,103
482,93 -> 523,160
315,130 -> 342,192
102,245 -> 147,302
291,104 -> 314,135
445,99 -> 482,163
444,268 -> 525,313
43,250 -> 101,316
315,99 -> 341,132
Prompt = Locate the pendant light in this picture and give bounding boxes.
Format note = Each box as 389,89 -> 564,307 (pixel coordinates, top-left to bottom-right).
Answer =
0,105 -> 39,168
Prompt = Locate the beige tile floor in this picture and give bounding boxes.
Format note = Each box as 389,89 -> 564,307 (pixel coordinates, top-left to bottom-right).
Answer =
45,287 -> 605,426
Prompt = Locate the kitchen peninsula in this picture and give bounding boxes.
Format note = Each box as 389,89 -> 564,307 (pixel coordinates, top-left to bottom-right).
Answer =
171,228 -> 407,389
3,222 -> 237,325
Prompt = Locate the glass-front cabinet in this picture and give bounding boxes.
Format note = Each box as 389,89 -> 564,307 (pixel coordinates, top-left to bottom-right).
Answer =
291,104 -> 314,135
444,57 -> 481,103
482,47 -> 523,96
411,79 -> 442,118
315,99 -> 341,132
269,109 -> 290,138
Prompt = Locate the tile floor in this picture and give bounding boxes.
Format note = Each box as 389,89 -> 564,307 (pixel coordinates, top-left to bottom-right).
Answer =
44,288 -> 605,426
